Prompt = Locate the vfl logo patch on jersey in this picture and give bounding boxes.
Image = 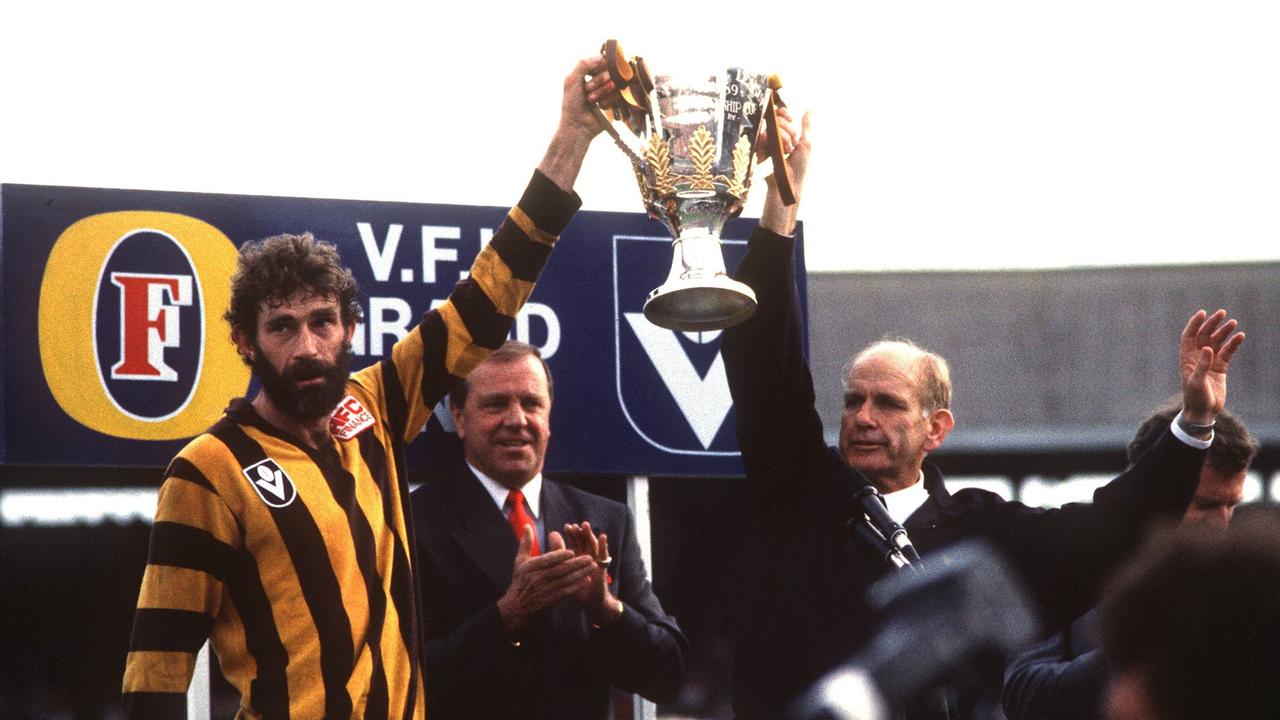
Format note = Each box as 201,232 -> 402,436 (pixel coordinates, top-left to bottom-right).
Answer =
331,395 -> 375,440
242,459 -> 298,508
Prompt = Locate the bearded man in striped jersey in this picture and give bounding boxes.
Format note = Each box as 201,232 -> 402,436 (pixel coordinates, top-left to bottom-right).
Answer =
122,56 -> 617,719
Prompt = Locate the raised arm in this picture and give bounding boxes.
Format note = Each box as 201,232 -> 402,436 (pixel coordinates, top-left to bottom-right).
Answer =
1178,308 -> 1245,431
538,55 -> 615,192
365,58 -> 614,442
998,309 -> 1246,629
723,112 -> 829,511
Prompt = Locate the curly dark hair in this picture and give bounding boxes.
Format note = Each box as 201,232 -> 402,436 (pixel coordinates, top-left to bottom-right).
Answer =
224,232 -> 363,340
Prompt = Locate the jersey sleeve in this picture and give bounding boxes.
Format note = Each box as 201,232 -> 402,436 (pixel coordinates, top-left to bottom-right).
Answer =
355,170 -> 581,444
122,454 -> 241,719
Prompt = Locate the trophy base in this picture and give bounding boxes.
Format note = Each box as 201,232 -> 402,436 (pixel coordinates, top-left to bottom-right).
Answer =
643,277 -> 758,332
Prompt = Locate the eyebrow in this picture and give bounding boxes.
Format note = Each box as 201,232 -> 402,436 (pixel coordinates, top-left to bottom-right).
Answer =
264,306 -> 339,323
1196,493 -> 1244,504
845,390 -> 910,404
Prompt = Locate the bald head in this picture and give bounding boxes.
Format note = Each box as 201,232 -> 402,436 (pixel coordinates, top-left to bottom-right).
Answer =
844,339 -> 952,412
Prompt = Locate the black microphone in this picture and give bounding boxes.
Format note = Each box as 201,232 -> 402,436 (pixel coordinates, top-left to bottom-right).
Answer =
849,520 -> 911,571
852,484 -> 921,564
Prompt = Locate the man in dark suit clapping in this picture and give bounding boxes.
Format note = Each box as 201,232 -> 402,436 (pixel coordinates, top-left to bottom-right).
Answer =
410,341 -> 687,720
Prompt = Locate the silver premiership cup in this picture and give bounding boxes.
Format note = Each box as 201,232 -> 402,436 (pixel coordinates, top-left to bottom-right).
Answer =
596,58 -> 773,331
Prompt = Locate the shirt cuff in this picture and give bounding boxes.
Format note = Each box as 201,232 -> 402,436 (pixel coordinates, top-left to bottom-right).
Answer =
751,225 -> 796,244
1170,412 -> 1213,449
590,600 -> 636,633
521,169 -> 583,236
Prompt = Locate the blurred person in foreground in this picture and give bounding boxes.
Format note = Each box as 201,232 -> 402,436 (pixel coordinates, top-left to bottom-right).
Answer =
720,108 -> 1247,719
1099,514 -> 1280,720
410,341 -> 687,719
1003,405 -> 1258,720
121,57 -> 618,719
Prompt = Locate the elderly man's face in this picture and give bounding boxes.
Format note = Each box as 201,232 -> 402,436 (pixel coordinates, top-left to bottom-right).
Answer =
839,348 -> 950,490
451,354 -> 551,490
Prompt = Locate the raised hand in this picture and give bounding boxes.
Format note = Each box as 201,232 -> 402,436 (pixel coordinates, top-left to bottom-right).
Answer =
760,110 -> 812,237
563,520 -> 623,627
539,55 -> 619,193
756,104 -> 802,159
1179,309 -> 1245,425
562,55 -> 617,141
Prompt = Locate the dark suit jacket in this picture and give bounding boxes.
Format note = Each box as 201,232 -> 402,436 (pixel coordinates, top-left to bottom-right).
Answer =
721,227 -> 1204,720
410,463 -> 688,720
1003,609 -> 1106,720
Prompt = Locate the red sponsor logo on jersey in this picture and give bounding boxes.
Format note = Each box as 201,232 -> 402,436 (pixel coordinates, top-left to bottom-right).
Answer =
331,395 -> 375,440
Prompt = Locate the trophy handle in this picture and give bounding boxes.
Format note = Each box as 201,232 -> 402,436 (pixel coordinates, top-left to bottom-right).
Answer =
603,40 -> 634,94
764,78 -> 797,206
584,77 -> 645,167
599,39 -> 654,137
592,42 -> 775,330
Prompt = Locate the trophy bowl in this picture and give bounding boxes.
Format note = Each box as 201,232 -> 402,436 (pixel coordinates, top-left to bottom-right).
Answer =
594,48 -> 783,331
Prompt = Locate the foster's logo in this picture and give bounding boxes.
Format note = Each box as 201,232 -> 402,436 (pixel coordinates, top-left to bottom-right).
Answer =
97,231 -> 202,419
39,211 -> 249,440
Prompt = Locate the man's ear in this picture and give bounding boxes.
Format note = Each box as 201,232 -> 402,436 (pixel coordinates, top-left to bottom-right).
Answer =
344,321 -> 355,346
232,328 -> 255,364
922,408 -> 955,453
449,399 -> 466,440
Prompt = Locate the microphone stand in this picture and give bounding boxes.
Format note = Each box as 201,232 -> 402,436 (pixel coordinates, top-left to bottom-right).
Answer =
834,477 -> 967,719
851,485 -> 964,719
848,485 -> 920,572
849,517 -> 914,571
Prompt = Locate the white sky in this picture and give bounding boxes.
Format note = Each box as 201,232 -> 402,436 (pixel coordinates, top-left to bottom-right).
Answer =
3,1 -> 1277,271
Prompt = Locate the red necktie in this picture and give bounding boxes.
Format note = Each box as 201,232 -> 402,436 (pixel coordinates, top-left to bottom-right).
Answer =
507,489 -> 540,557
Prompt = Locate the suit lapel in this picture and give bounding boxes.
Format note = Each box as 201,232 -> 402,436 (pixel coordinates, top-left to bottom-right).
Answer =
904,462 -> 956,530
541,480 -> 574,548
448,466 -> 518,594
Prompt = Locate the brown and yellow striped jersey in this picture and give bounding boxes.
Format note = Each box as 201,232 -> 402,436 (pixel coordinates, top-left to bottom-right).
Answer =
123,171 -> 580,719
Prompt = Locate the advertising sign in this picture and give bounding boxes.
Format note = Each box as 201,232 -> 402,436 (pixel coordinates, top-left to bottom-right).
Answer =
1,182 -> 806,476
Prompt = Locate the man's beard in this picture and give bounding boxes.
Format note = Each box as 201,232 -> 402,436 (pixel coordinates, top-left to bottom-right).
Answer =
253,344 -> 353,421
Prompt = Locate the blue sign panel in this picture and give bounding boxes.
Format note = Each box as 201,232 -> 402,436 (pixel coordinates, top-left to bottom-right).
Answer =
1,182 -> 806,476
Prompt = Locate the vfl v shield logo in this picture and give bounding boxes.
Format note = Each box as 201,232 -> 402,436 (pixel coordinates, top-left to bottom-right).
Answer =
613,235 -> 748,456
242,458 -> 298,508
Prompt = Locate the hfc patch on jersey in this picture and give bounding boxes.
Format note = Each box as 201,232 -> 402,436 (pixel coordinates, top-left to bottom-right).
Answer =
242,458 -> 298,508
330,395 -> 375,440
